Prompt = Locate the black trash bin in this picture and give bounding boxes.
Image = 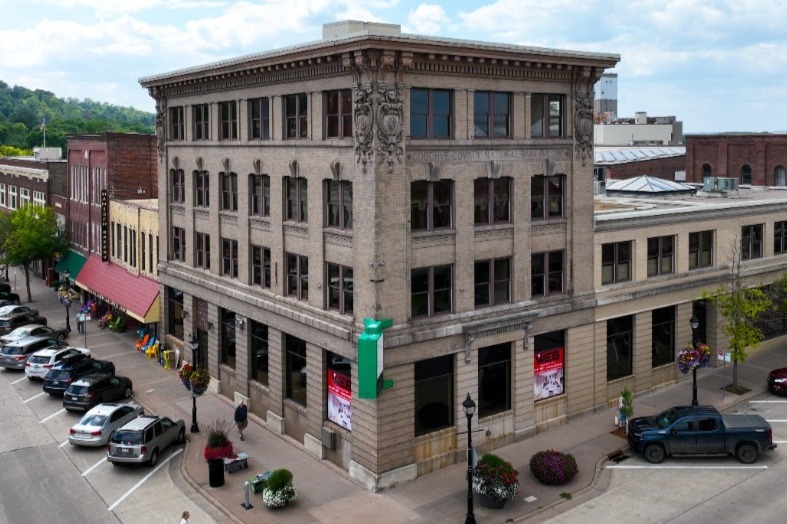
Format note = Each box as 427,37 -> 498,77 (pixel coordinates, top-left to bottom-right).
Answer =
208,459 -> 225,487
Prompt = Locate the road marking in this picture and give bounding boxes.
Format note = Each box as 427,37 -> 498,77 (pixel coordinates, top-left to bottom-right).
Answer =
23,392 -> 46,403
607,465 -> 768,470
40,408 -> 66,423
765,419 -> 787,423
82,456 -> 107,476
145,388 -> 156,394
751,400 -> 787,403
774,440 -> 787,444
59,439 -> 70,448
107,449 -> 183,511
12,376 -> 29,384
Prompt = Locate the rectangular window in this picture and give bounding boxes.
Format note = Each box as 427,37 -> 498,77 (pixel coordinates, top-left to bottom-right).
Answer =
326,352 -> 352,431
33,191 -> 46,206
193,104 -> 210,140
220,309 -> 236,368
474,177 -> 510,225
170,169 -> 185,203
0,184 -> 6,207
414,355 -> 453,436
166,287 -> 184,340
172,227 -> 185,262
474,91 -> 510,138
652,306 -> 675,368
742,224 -> 764,260
411,180 -> 453,231
531,94 -> 564,138
647,236 -> 674,277
286,253 -> 309,300
220,172 -> 238,212
249,97 -> 270,140
195,233 -> 210,270
116,223 -> 122,258
250,321 -> 268,386
478,343 -> 512,417
326,89 -> 353,139
19,188 -> 29,207
285,177 -> 308,223
607,316 -> 633,381
775,221 -> 787,255
411,265 -> 452,318
534,331 -> 565,400
141,231 -> 146,272
689,230 -> 713,269
8,186 -> 17,209
219,101 -> 238,140
531,251 -> 564,296
124,225 -> 128,261
327,263 -> 353,315
194,171 -> 209,208
325,180 -> 353,229
601,241 -> 632,284
250,174 -> 270,217
531,175 -> 564,220
169,106 -> 184,140
221,238 -> 238,278
251,245 -> 271,289
474,258 -> 511,308
285,93 -> 308,139
410,88 -> 452,139
149,233 -> 154,273
285,335 -> 307,406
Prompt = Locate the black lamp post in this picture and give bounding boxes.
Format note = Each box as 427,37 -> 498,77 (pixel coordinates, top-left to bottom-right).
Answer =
462,393 -> 476,524
189,335 -> 201,433
62,269 -> 72,333
690,315 -> 700,406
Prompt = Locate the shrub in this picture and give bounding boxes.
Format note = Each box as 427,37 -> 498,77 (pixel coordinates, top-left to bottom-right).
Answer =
529,450 -> 578,485
472,453 -> 519,502
262,469 -> 296,508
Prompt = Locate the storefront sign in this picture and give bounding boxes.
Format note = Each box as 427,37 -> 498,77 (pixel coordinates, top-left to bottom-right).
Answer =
534,346 -> 564,400
358,317 -> 393,399
100,189 -> 109,262
327,370 -> 352,431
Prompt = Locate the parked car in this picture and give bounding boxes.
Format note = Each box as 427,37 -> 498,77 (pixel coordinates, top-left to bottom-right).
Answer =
25,346 -> 91,380
107,415 -> 185,467
0,305 -> 37,317
0,291 -> 20,305
767,367 -> 787,396
0,310 -> 47,336
627,405 -> 777,464
1,324 -> 68,344
0,336 -> 64,370
43,358 -> 115,395
63,373 -> 132,411
68,403 -> 144,447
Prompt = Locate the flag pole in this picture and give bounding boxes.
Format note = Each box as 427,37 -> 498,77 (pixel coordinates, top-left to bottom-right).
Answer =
41,118 -> 46,147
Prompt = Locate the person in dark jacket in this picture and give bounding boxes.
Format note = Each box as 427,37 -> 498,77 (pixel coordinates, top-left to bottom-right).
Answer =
234,400 -> 248,441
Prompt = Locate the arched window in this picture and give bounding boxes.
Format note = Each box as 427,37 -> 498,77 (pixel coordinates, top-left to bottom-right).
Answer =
741,164 -> 752,185
775,166 -> 786,187
701,163 -> 712,180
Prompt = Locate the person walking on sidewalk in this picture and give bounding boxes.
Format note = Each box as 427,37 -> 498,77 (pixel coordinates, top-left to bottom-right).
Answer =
234,399 -> 248,441
179,510 -> 189,524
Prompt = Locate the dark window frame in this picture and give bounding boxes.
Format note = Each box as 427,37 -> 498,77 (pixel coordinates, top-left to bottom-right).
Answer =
414,355 -> 454,436
325,89 -> 353,139
286,253 -> 309,301
474,258 -> 511,308
741,224 -> 763,260
531,93 -> 564,138
220,172 -> 238,212
531,251 -> 564,296
652,306 -> 675,368
689,230 -> 713,269
478,343 -> 512,418
411,180 -> 453,231
219,100 -> 238,140
285,177 -> 308,223
251,245 -> 271,289
775,221 -> 787,255
411,265 -> 452,318
327,262 -> 353,315
193,104 -> 210,140
250,320 -> 268,385
473,91 -> 511,138
410,88 -> 452,139
285,335 -> 307,406
195,232 -> 210,270
194,170 -> 209,208
325,180 -> 353,229
172,227 -> 186,262
170,169 -> 185,203
249,97 -> 270,140
531,175 -> 564,220
221,238 -> 238,278
169,106 -> 184,140
250,174 -> 270,217
647,236 -> 674,277
474,177 -> 510,225
285,93 -> 308,139
607,316 -> 633,381
601,241 -> 632,285
220,308 -> 236,368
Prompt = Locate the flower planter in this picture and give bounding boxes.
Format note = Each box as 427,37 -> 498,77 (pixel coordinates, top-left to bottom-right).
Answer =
477,493 -> 507,509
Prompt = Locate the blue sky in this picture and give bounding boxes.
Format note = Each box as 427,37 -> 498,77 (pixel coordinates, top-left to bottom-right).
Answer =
1,0 -> 785,133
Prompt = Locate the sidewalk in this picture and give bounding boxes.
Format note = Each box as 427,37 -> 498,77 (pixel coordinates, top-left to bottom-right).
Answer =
23,272 -> 787,523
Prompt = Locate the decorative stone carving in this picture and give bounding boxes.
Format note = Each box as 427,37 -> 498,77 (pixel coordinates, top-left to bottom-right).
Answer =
544,158 -> 555,177
574,67 -> 598,167
289,159 -> 298,177
427,161 -> 439,181
152,88 -> 166,164
196,157 -> 204,171
330,161 -> 341,181
354,84 -> 374,173
490,160 -> 501,178
376,84 -> 404,174
253,159 -> 262,176
222,158 -> 231,172
172,156 -> 179,170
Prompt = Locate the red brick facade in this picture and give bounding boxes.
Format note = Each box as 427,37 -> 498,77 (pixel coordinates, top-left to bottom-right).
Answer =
603,155 -> 686,181
685,134 -> 787,186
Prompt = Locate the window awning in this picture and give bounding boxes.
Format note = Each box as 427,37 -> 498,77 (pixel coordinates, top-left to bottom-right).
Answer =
74,255 -> 160,324
55,250 -> 87,280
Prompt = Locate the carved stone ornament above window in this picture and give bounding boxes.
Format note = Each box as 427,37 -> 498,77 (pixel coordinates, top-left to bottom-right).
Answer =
152,88 -> 166,164
574,67 -> 599,167
253,159 -> 262,176
331,161 -> 341,181
222,158 -> 231,173
196,157 -> 204,171
289,159 -> 298,177
490,160 -> 501,179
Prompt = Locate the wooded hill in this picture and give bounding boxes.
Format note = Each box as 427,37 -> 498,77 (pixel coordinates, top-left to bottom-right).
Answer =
0,81 -> 155,154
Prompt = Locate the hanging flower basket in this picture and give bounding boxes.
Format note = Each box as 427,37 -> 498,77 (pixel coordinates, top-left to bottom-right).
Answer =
57,287 -> 79,306
676,343 -> 712,374
179,364 -> 210,396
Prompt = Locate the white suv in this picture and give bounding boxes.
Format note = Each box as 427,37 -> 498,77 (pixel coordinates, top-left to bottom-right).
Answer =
25,346 -> 91,380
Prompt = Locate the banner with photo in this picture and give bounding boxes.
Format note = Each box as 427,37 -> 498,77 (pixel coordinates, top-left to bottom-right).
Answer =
534,346 -> 564,401
327,370 -> 352,431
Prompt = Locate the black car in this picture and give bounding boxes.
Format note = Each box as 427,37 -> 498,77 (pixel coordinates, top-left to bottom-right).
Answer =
43,358 -> 115,396
63,373 -> 132,411
0,312 -> 47,335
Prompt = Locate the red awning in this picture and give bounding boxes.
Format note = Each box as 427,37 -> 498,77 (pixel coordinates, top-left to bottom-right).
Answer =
74,255 -> 160,323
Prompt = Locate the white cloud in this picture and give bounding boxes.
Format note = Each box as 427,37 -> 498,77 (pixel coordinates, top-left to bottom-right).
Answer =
406,4 -> 450,35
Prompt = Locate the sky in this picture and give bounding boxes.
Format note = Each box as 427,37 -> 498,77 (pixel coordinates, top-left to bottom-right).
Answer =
1,0 -> 786,134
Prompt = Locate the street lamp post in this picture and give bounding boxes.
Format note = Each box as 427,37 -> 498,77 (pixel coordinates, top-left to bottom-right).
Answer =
690,315 -> 700,406
61,270 -> 72,333
462,393 -> 476,524
189,335 -> 200,433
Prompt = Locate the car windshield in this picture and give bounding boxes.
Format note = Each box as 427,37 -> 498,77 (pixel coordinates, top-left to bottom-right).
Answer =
9,328 -> 31,338
1,345 -> 23,355
0,306 -> 15,316
655,408 -> 679,429
46,369 -> 71,379
0,320 -> 10,327
78,414 -> 107,427
113,430 -> 143,444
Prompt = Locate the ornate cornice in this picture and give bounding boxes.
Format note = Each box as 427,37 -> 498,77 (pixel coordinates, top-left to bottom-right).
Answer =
284,223 -> 308,238
194,209 -> 209,220
250,218 -> 271,231
172,205 -> 185,216
474,227 -> 514,241
325,231 -> 353,247
412,232 -> 455,247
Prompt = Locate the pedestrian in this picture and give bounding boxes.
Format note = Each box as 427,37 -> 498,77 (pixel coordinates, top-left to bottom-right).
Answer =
234,399 -> 248,441
76,312 -> 84,334
179,510 -> 189,524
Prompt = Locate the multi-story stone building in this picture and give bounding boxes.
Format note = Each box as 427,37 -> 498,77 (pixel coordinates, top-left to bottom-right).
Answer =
139,21 -> 619,489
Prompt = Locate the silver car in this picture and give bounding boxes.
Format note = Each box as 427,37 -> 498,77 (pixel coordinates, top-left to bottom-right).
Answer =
68,403 -> 144,447
107,415 -> 185,467
0,336 -> 64,370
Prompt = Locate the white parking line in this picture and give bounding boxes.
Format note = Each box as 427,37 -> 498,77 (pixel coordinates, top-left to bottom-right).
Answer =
774,440 -> 787,444
608,465 -> 768,470
12,376 -> 29,384
23,392 -> 46,403
59,439 -> 70,448
40,408 -> 66,423
751,400 -> 787,403
82,456 -> 107,477
766,419 -> 787,423
107,449 -> 183,511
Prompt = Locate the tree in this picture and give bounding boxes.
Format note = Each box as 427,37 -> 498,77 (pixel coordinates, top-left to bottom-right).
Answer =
702,241 -> 773,391
0,206 -> 67,303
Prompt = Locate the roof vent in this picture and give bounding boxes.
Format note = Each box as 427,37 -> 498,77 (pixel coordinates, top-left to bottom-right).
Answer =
323,20 -> 402,40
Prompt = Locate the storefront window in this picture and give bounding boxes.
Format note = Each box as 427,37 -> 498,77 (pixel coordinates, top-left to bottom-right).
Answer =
534,331 -> 565,400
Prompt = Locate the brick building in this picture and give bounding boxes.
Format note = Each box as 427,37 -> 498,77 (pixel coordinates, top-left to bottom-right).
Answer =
595,146 -> 686,182
685,133 -> 787,186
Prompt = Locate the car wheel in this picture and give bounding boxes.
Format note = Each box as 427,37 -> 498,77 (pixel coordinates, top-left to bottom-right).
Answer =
176,429 -> 185,445
58,333 -> 66,341
736,443 -> 758,464
148,449 -> 159,468
123,387 -> 132,399
644,444 -> 666,464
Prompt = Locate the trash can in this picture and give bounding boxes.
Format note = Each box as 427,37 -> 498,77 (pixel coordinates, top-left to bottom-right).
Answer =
249,471 -> 271,494
208,459 -> 225,487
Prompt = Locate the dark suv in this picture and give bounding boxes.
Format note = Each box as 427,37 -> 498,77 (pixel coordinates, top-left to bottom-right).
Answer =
63,373 -> 133,411
43,358 -> 115,395
0,311 -> 47,335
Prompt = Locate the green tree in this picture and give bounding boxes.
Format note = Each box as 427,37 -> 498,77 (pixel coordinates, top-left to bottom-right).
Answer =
702,242 -> 774,391
0,206 -> 67,303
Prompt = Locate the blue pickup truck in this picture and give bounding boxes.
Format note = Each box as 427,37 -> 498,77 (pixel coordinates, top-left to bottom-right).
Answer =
627,405 -> 776,464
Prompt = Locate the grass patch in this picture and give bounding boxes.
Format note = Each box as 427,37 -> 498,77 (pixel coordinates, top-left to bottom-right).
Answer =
722,384 -> 751,395
560,492 -> 572,500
